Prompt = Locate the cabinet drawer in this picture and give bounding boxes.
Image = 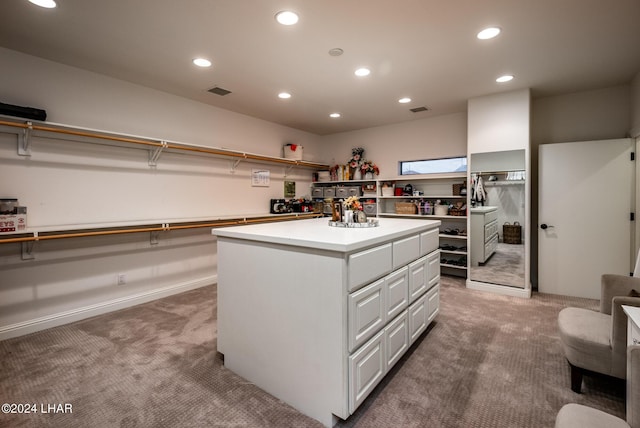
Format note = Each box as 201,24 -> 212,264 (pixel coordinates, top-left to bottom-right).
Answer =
385,266 -> 409,321
408,256 -> 427,303
385,311 -> 409,370
420,228 -> 439,256
347,187 -> 360,196
349,278 -> 386,352
393,234 -> 420,269
426,250 -> 440,289
348,243 -> 392,292
484,219 -> 498,242
336,187 -> 349,198
486,209 -> 498,224
427,284 -> 440,323
408,292 -> 428,344
349,330 -> 386,414
311,187 -> 324,198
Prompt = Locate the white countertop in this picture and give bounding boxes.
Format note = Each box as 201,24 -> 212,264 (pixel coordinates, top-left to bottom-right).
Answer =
212,217 -> 441,253
470,206 -> 497,213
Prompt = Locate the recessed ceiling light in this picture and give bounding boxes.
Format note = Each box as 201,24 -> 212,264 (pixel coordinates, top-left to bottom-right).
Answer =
477,27 -> 501,40
328,48 -> 344,57
354,68 -> 371,77
329,113 -> 341,118
398,97 -> 412,104
275,10 -> 299,25
28,0 -> 56,8
496,74 -> 514,83
278,92 -> 292,99
193,58 -> 212,67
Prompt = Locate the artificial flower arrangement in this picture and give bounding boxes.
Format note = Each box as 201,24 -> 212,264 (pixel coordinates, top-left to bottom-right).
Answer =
349,147 -> 364,169
343,195 -> 362,211
360,160 -> 380,176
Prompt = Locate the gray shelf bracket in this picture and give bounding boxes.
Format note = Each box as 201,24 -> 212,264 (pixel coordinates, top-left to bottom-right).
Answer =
230,159 -> 242,173
18,121 -> 33,156
150,230 -> 160,245
21,239 -> 36,260
149,141 -> 167,166
284,165 -> 294,177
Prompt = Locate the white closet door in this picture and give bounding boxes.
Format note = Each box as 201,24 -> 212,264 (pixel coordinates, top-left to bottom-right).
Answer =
538,138 -> 634,298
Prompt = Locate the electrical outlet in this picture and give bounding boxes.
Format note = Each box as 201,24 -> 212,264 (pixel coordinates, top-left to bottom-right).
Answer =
117,273 -> 126,285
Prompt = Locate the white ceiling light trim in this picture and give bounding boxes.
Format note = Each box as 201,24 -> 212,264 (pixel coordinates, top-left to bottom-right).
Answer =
28,0 -> 56,8
275,11 -> 299,25
278,92 -> 292,99
354,68 -> 371,77
193,58 -> 212,67
496,74 -> 514,83
477,27 -> 501,40
329,113 -> 341,118
398,97 -> 412,104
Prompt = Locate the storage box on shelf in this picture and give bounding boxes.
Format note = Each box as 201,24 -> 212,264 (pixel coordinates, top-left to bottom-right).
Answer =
310,179 -> 379,217
376,173 -> 468,278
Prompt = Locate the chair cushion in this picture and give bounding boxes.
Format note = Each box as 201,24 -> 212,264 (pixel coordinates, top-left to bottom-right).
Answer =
555,403 -> 629,428
558,307 -> 613,375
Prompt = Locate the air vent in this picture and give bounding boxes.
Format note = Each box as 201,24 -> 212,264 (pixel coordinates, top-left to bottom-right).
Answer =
409,106 -> 430,113
208,86 -> 232,96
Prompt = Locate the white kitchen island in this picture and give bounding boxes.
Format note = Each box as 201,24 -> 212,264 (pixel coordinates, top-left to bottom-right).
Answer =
212,217 -> 441,427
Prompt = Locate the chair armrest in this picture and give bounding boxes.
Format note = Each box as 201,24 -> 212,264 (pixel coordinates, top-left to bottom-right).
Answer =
601,274 -> 640,314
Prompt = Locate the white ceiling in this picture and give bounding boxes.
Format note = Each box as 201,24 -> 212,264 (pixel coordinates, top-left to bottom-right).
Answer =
1,0 -> 639,136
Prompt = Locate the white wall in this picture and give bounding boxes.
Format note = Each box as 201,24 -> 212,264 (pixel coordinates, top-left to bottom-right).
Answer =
468,89 -> 531,154
631,72 -> 640,138
532,84 -> 631,144
319,112 -> 467,178
0,48 -> 324,339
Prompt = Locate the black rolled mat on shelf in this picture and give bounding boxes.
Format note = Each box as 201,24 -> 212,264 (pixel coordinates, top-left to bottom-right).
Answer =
0,101 -> 47,121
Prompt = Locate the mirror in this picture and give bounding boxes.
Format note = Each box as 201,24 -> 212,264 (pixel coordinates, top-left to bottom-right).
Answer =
469,150 -> 526,288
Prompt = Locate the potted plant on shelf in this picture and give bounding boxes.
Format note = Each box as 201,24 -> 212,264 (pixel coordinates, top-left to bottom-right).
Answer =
360,160 -> 380,179
349,147 -> 364,180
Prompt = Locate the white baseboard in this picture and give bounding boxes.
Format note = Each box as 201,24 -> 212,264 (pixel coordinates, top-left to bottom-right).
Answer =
466,279 -> 532,298
0,275 -> 217,341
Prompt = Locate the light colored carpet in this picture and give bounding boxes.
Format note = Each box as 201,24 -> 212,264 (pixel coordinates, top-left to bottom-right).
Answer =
470,242 -> 526,288
0,277 -> 625,428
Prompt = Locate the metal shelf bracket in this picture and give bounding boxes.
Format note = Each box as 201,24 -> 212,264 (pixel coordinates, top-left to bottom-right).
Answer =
21,236 -> 36,260
149,141 -> 167,166
284,165 -> 294,177
230,159 -> 242,173
150,230 -> 160,245
18,121 -> 33,156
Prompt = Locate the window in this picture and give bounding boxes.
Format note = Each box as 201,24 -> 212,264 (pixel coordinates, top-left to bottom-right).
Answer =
399,156 -> 467,175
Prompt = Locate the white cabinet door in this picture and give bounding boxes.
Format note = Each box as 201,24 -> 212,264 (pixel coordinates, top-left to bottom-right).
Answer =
426,250 -> 440,290
385,311 -> 409,370
408,256 -> 427,303
408,293 -> 428,344
348,278 -> 386,352
427,284 -> 440,323
349,330 -> 386,414
385,266 -> 409,321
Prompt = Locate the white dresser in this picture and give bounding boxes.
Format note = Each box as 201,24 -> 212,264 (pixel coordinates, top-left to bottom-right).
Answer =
623,305 -> 640,346
470,206 -> 499,266
213,217 -> 441,427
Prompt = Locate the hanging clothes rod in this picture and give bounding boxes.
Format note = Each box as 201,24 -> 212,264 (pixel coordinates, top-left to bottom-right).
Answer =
0,213 -> 322,244
0,119 -> 329,169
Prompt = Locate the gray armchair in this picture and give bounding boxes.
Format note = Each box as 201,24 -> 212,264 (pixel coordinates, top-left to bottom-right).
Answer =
558,274 -> 640,393
555,345 -> 640,428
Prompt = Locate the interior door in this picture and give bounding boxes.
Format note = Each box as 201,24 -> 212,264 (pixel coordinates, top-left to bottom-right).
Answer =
538,139 -> 634,299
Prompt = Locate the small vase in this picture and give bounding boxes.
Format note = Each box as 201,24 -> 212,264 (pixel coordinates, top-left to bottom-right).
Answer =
364,172 -> 373,180
344,209 -> 353,223
353,169 -> 362,180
